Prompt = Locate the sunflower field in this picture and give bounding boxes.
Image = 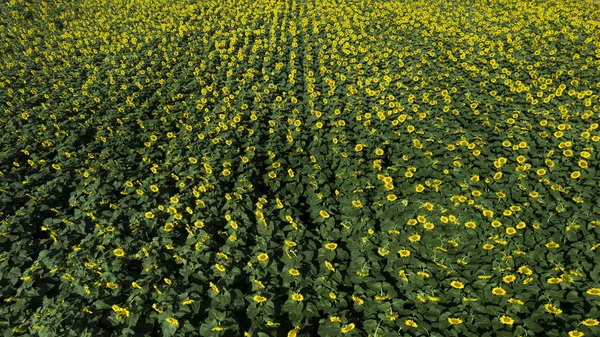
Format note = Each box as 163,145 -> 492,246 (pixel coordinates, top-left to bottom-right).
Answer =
1,0 -> 600,336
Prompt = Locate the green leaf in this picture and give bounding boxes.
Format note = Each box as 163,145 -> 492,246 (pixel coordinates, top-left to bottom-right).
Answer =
523,318 -> 544,333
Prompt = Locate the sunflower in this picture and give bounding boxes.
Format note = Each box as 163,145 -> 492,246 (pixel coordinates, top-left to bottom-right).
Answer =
113,248 -> 125,257
586,288 -> 600,296
581,318 -> 599,326
291,293 -> 304,302
502,275 -> 516,283
257,253 -> 269,262
106,282 -> 119,289
253,295 -> 267,304
408,233 -> 421,242
405,320 -> 418,328
464,221 -> 476,229
492,287 -> 506,296
499,315 -> 514,325
341,323 -> 355,334
508,298 -> 524,305
165,317 -> 179,326
547,277 -> 563,284
423,222 -> 435,230
288,268 -> 300,276
398,249 -> 411,257
448,317 -> 463,325
450,280 -> 465,289
377,247 -> 390,256
544,303 -> 562,315
286,326 -> 300,337
518,265 -> 532,275
352,295 -> 364,305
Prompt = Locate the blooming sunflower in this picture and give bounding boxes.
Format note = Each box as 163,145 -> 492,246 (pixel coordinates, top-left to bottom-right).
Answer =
499,315 -> 514,325
398,249 -> 411,257
286,326 -> 300,337
450,280 -> 465,289
492,287 -> 506,296
586,288 -> 600,296
257,253 -> 269,262
341,323 -> 355,334
405,319 -> 418,328
291,293 -> 304,302
581,318 -> 599,326
448,317 -> 463,325
408,233 -> 421,242
502,275 -> 516,283
547,277 -> 563,284
544,303 -> 562,315
253,295 -> 267,304
166,317 -> 179,326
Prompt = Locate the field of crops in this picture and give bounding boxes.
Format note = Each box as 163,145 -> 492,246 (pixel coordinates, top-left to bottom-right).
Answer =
1,0 -> 600,336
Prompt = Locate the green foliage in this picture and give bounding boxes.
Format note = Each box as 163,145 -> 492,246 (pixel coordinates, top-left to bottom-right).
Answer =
1,0 -> 600,336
